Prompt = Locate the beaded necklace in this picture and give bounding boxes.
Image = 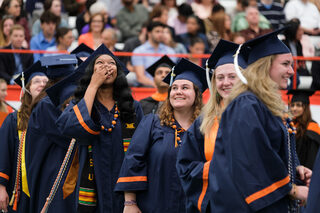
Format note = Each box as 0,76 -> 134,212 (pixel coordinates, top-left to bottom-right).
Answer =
169,118 -> 185,147
282,113 -> 297,135
100,103 -> 119,133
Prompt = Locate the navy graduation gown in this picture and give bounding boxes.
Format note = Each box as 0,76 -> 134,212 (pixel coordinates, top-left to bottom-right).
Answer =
176,117 -> 214,213
56,99 -> 143,213
25,96 -> 77,213
0,112 -> 29,212
209,92 -> 298,212
114,114 -> 186,213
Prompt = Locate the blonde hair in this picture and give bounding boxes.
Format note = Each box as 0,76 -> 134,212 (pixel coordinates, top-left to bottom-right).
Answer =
0,78 -> 8,113
200,74 -> 223,135
226,55 -> 286,118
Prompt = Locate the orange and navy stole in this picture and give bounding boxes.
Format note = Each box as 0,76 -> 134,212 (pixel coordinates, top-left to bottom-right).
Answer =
151,92 -> 167,102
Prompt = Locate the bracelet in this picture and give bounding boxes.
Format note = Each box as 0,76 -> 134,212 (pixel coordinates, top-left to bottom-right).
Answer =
124,200 -> 137,206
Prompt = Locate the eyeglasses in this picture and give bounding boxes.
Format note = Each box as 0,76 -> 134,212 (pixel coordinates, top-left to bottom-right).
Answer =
91,20 -> 103,23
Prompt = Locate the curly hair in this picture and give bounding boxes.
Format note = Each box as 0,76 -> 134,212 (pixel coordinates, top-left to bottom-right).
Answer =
74,54 -> 135,123
158,83 -> 203,127
292,102 -> 312,139
226,55 -> 286,118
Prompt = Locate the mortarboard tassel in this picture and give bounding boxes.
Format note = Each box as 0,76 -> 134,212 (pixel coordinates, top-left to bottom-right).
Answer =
233,44 -> 248,85
169,66 -> 175,86
205,59 -> 213,95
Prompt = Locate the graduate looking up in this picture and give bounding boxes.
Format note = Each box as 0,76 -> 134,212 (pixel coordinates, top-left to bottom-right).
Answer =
288,89 -> 320,170
56,44 -> 143,213
139,55 -> 175,115
24,54 -> 79,213
0,62 -> 48,213
114,58 -> 207,213
176,39 -> 248,213
208,29 -> 312,212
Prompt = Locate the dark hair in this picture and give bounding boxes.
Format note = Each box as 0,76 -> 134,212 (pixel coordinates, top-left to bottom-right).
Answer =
44,0 -> 56,11
190,36 -> 205,47
86,0 -> 97,11
211,3 -> 225,14
187,15 -> 206,34
74,54 -> 136,123
40,10 -> 60,25
146,21 -> 166,33
293,102 -> 312,139
284,18 -> 300,41
150,4 -> 168,20
177,3 -> 193,17
55,27 -> 71,44
160,0 -> 177,7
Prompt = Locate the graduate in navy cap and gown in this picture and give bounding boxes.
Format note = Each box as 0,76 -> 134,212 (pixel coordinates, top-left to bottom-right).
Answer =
56,44 -> 143,213
208,29 -> 312,212
24,54 -> 79,213
0,62 -> 48,213
114,58 -> 207,213
70,43 -> 94,62
139,55 -> 175,115
287,89 -> 320,170
176,39 -> 248,213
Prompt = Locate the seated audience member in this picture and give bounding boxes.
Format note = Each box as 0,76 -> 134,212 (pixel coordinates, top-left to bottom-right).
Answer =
232,0 -> 271,32
284,0 -> 320,35
188,37 -> 206,66
101,28 -> 120,52
130,21 -> 175,87
75,0 -> 97,36
150,4 -> 169,25
0,0 -> 31,42
191,0 -> 217,20
30,11 -> 60,62
258,0 -> 286,30
0,25 -> 33,84
44,27 -> 74,56
0,78 -> 13,127
63,0 -> 86,16
78,12 -> 104,49
139,55 -> 175,115
239,6 -> 272,41
233,32 -> 246,44
32,0 -> 68,37
0,15 -> 15,48
168,3 -> 194,35
116,0 -> 149,42
162,25 -> 187,54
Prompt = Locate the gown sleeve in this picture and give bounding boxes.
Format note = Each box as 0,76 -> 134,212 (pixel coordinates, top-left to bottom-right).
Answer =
56,99 -> 101,139
0,113 -> 17,187
176,117 -> 211,213
114,114 -> 157,192
219,94 -> 291,211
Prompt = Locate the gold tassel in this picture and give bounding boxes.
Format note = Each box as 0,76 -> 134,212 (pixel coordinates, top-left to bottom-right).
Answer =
175,129 -> 178,148
9,191 -> 15,206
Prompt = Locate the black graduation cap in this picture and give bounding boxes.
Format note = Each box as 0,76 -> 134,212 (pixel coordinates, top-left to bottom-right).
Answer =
163,58 -> 208,93
244,28 -> 291,65
40,54 -> 78,79
146,55 -> 176,77
46,44 -> 126,106
287,89 -> 315,105
70,43 -> 94,58
14,61 -> 47,87
207,39 -> 248,70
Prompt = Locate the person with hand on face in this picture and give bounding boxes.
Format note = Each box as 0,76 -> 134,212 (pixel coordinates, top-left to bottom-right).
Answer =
114,58 -> 207,213
0,62 -> 48,213
288,89 -> 320,170
56,44 -> 143,213
176,39 -> 248,213
208,29 -> 311,212
139,55 -> 175,115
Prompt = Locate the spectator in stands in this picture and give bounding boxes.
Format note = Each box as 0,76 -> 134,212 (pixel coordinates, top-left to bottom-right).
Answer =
101,28 -> 120,52
284,0 -> 320,35
231,0 -> 271,32
130,21 -> 175,87
258,0 -> 286,30
239,6 -> 272,41
75,0 -> 96,36
0,15 -> 15,47
116,0 -> 149,42
233,32 -> 246,44
150,4 -> 169,25
139,55 -> 175,115
191,0 -> 217,20
0,0 -> 31,43
80,1 -> 113,35
44,27 -> 74,56
283,18 -> 309,76
32,0 -> 68,37
30,11 -> 59,61
177,15 -> 209,53
161,0 -> 178,27
0,78 -> 12,127
203,3 -> 225,34
0,25 -> 34,84
121,22 -> 148,73
78,12 -> 104,49
168,3 -> 193,35
162,25 -> 187,54
205,9 -> 234,51
188,36 -> 206,66
62,0 -> 86,16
